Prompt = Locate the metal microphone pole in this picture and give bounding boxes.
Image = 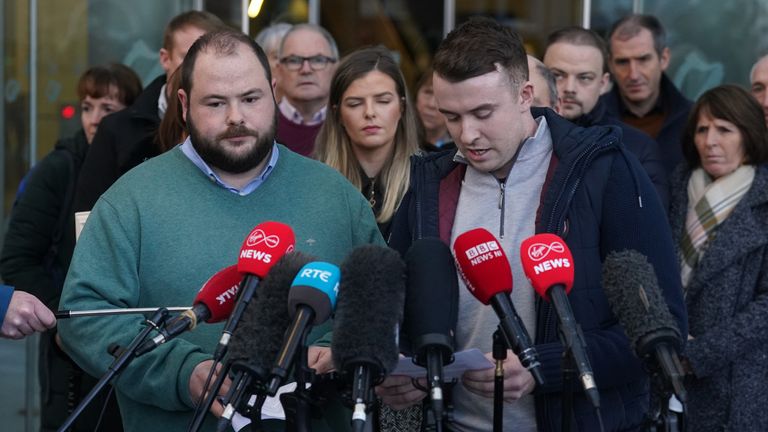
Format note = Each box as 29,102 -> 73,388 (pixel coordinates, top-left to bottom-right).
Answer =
57,308 -> 170,432
492,329 -> 506,432
55,307 -> 190,318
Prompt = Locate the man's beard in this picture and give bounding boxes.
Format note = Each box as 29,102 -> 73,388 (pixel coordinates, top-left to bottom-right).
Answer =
188,114 -> 276,174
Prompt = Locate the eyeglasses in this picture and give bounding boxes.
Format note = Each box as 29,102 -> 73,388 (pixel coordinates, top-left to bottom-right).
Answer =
279,55 -> 337,71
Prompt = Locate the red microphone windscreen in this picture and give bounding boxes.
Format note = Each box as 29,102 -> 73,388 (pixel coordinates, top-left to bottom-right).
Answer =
237,221 -> 296,277
520,233 -> 574,301
452,228 -> 512,305
195,265 -> 243,322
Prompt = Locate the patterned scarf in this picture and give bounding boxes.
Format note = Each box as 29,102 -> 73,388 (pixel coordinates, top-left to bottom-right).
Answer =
680,165 -> 755,289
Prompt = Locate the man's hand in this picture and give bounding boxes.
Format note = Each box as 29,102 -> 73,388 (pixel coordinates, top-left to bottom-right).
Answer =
189,360 -> 232,417
462,350 -> 535,402
1,291 -> 56,339
307,346 -> 335,375
375,375 -> 427,410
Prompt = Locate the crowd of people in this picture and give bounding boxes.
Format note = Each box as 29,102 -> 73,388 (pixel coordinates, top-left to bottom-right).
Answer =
1,8 -> 767,432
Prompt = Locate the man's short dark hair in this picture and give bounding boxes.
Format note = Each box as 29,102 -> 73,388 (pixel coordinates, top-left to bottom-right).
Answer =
162,11 -> 227,51
682,84 -> 768,168
180,30 -> 272,97
607,14 -> 667,57
545,26 -> 609,73
433,17 -> 528,88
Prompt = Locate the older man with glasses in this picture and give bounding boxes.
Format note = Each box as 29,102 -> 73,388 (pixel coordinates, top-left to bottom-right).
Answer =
275,24 -> 338,156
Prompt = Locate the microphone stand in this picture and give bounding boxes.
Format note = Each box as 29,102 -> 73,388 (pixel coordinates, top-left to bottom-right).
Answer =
214,361 -> 269,432
55,307 -> 190,318
492,329 -> 506,432
561,347 -> 575,432
188,358 -> 232,432
57,308 -> 170,432
282,325 -> 313,432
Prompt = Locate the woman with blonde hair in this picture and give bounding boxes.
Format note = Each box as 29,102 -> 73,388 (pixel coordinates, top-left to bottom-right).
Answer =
315,46 -> 419,237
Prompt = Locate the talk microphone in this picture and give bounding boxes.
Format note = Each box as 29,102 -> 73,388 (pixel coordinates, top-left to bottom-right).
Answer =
602,250 -> 687,403
452,228 -> 544,386
217,251 -> 315,428
403,238 -> 458,422
520,234 -> 600,409
332,245 -> 406,432
213,221 -> 295,361
265,261 -> 340,395
135,265 -> 242,356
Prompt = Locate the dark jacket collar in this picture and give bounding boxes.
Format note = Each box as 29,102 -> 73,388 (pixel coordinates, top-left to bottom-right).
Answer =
573,98 -> 608,127
602,73 -> 691,121
127,74 -> 167,122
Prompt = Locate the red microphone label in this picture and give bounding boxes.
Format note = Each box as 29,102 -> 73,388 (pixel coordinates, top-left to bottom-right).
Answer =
196,265 -> 244,322
464,239 -> 504,265
215,283 -> 240,306
520,233 -> 574,299
526,241 -> 571,274
246,229 -> 282,248
238,221 -> 296,278
453,228 -> 513,305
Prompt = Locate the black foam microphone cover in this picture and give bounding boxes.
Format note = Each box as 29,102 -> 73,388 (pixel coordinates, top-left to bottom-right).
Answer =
228,251 -> 314,371
602,249 -> 687,402
602,250 -> 682,353
403,238 -> 458,365
332,245 -> 406,382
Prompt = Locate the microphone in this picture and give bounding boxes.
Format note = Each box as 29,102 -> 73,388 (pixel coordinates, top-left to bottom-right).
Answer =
602,250 -> 687,403
217,251 -> 315,426
452,228 -> 544,385
403,238 -> 458,423
520,234 -> 600,409
265,261 -> 340,395
213,221 -> 295,360
332,245 -> 406,432
135,265 -> 242,356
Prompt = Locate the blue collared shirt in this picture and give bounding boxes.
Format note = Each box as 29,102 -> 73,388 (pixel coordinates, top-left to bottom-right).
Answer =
180,137 -> 279,196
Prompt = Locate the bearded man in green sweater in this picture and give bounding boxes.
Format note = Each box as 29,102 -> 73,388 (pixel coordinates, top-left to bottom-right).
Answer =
58,30 -> 383,432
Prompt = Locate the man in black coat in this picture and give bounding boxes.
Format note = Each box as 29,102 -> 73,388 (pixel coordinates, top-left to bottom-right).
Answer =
543,26 -> 670,209
73,11 -> 226,212
601,14 -> 692,176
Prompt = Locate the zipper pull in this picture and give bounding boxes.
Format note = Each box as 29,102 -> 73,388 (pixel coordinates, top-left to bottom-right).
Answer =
498,181 -> 505,209
498,179 -> 506,239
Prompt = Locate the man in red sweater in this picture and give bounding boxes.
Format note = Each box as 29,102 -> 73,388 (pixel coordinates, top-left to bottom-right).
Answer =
275,24 -> 338,157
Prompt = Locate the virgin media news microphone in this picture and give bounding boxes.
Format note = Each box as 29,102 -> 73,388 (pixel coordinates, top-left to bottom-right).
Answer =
332,245 -> 406,432
404,238 -> 458,422
213,221 -> 295,360
135,265 -> 242,356
452,228 -> 544,385
266,261 -> 340,395
602,250 -> 687,403
520,234 -> 600,409
217,251 -> 314,427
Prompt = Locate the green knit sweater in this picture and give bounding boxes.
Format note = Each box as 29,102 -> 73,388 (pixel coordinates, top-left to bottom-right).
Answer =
58,145 -> 383,432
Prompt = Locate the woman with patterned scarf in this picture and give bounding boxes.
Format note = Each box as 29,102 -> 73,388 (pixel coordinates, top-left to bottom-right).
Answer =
669,84 -> 768,431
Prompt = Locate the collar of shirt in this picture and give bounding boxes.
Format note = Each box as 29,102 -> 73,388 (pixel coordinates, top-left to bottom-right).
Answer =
180,137 -> 280,196
278,98 -> 327,126
453,116 -> 549,165
158,83 -> 168,118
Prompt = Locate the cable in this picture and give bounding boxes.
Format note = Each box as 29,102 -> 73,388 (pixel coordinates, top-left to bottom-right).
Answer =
93,384 -> 115,432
